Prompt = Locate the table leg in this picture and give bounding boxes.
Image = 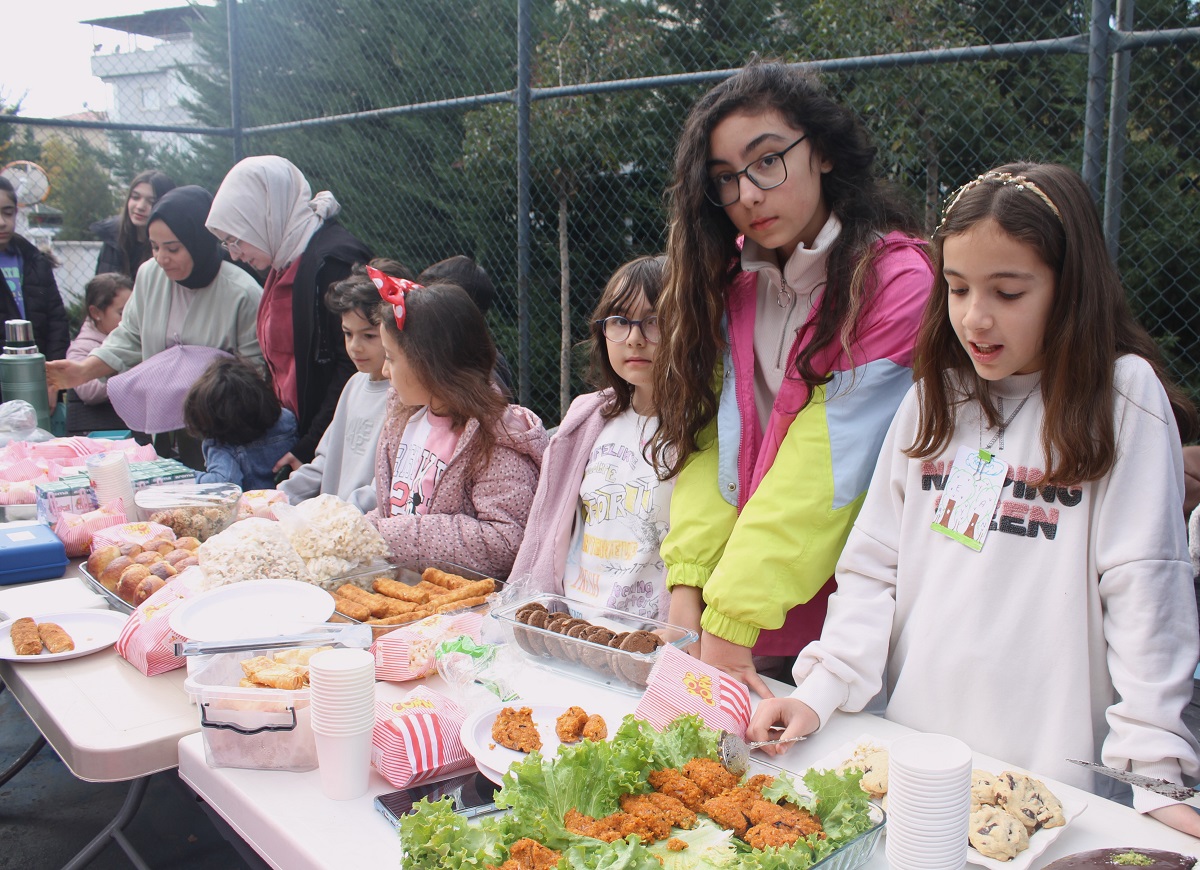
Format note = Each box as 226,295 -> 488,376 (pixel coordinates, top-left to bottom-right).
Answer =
61,775 -> 153,870
0,733 -> 46,788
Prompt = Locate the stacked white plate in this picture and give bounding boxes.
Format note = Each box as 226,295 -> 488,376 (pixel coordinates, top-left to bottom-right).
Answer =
308,648 -> 376,800
885,732 -> 973,870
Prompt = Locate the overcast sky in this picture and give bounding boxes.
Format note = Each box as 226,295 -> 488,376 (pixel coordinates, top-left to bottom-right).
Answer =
2,2 -> 213,119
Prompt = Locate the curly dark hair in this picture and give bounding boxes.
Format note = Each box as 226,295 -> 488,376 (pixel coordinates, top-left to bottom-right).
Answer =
183,356 -> 281,446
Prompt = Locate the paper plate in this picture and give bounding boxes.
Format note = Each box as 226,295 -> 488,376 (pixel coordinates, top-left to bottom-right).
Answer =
0,610 -> 127,662
169,579 -> 335,642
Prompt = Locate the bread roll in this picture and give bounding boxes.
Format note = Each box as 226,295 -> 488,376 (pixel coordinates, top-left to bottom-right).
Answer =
132,551 -> 163,566
134,575 -> 166,604
163,548 -> 194,566
116,564 -> 151,604
174,555 -> 199,570
117,542 -> 144,558
11,617 -> 42,655
147,560 -> 178,580
175,536 -> 201,551
87,545 -> 121,578
150,538 -> 176,555
99,555 -> 134,591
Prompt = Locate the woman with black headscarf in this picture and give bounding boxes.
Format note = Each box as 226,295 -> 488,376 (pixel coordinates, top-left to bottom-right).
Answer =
48,186 -> 263,465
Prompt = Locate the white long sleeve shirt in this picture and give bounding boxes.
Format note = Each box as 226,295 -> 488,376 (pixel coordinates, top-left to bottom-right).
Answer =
278,373 -> 389,512
792,355 -> 1200,812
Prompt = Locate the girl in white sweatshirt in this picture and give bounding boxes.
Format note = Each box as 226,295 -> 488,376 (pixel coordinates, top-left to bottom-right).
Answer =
749,163 -> 1200,838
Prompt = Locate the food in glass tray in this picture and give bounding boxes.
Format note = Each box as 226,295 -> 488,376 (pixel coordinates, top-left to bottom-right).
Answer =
135,482 -> 241,541
325,561 -> 503,634
1042,848 -> 1196,869
556,706 -> 607,743
399,715 -> 885,870
491,594 -> 695,694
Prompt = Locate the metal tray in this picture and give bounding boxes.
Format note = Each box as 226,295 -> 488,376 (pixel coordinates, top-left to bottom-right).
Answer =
79,565 -> 135,614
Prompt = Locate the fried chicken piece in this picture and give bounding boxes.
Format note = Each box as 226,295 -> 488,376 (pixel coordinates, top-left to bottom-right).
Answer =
564,808 -> 605,839
649,767 -> 706,813
556,706 -> 589,743
620,791 -> 697,830
701,791 -> 754,837
564,807 -> 671,845
744,821 -> 806,850
682,757 -> 739,799
746,800 -> 824,838
743,773 -> 775,795
582,713 -> 607,741
491,706 -> 542,753
667,838 -> 689,851
492,837 -> 561,870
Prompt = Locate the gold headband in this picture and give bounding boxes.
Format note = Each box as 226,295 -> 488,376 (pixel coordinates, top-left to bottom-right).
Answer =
936,170 -> 1063,234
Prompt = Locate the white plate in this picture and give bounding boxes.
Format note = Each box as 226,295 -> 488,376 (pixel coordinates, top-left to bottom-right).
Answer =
169,579 -> 335,642
0,610 -> 127,662
812,734 -> 1087,870
461,703 -> 623,784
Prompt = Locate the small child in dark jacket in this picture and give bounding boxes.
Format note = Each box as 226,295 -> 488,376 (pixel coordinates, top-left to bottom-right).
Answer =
184,356 -> 297,490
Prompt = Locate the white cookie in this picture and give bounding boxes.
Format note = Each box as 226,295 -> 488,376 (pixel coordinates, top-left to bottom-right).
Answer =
969,804 -> 1030,861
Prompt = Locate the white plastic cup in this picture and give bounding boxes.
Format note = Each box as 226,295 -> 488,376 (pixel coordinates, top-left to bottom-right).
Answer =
885,732 -> 971,870
313,727 -> 374,800
86,452 -> 140,520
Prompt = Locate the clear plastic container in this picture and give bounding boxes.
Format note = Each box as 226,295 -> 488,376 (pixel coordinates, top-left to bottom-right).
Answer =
184,647 -> 318,771
490,594 -> 698,695
135,482 -> 241,542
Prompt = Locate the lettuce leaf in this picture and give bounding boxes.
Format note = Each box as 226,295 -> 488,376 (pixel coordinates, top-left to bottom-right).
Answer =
643,819 -> 739,869
560,836 -> 664,869
397,796 -> 507,868
802,767 -> 875,843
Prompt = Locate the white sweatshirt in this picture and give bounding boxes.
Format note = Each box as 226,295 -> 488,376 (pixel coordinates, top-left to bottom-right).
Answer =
278,373 -> 389,512
792,355 -> 1200,812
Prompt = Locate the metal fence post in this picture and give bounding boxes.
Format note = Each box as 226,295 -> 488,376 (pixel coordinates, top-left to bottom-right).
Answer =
1083,0 -> 1114,203
516,0 -> 532,406
227,0 -> 244,164
1104,0 -> 1135,260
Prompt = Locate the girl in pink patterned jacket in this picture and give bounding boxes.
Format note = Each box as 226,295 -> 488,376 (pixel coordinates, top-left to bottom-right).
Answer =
364,270 -> 547,579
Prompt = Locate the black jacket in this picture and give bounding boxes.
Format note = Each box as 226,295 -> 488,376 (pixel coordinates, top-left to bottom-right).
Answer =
290,220 -> 372,463
90,216 -> 125,277
1,234 -> 69,361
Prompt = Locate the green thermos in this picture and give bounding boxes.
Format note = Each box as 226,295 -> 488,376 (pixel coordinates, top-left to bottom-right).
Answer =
1,319 -> 52,432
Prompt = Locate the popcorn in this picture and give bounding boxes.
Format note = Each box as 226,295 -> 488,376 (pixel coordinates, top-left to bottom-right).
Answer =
197,518 -> 311,589
274,494 -> 390,587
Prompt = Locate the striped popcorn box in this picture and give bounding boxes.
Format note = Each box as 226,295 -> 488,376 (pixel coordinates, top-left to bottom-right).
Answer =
634,644 -> 753,740
371,612 -> 484,682
370,687 -> 474,788
115,576 -> 194,676
53,499 -> 128,557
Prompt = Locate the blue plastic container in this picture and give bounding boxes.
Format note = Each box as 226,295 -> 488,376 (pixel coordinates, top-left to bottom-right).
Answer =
0,523 -> 69,586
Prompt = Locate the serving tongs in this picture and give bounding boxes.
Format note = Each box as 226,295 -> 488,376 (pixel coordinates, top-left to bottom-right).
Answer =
173,623 -> 372,657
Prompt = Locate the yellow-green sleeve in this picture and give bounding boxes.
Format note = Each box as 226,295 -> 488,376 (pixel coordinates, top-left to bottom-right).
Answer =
661,418 -> 737,592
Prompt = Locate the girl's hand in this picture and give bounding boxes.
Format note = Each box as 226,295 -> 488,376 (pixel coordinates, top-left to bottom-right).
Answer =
668,586 -> 704,655
701,630 -> 773,699
1148,803 -> 1200,838
747,698 -> 820,754
273,452 -> 303,474
46,360 -> 83,391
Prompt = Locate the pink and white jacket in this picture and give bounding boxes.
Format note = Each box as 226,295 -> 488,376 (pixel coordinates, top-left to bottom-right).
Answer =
662,229 -> 933,656
365,391 -> 548,579
66,319 -> 112,404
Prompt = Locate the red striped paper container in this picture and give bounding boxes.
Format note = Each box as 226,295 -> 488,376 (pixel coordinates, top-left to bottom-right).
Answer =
633,644 -> 752,739
370,687 -> 473,788
370,612 -> 483,682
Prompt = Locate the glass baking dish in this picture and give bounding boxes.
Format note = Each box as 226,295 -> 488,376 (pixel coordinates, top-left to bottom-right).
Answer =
490,594 -> 698,695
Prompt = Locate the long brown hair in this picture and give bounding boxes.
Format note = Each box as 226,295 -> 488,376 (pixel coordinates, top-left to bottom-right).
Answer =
586,254 -> 665,419
908,162 -> 1198,485
650,61 -> 920,477
117,170 -> 175,278
379,283 -> 507,473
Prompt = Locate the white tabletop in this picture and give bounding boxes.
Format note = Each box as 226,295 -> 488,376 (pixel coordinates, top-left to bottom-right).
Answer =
178,662 -> 1200,870
0,567 -> 198,783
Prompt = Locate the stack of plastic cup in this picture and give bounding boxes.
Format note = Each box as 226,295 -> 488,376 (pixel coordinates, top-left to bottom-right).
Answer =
85,452 -> 139,520
885,732 -> 973,870
308,648 -> 377,800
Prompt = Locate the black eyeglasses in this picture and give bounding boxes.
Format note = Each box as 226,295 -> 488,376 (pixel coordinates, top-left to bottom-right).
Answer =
595,315 -> 660,344
705,134 -> 809,207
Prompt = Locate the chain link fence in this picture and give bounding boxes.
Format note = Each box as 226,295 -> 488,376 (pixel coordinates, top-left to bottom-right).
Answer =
3,0 -> 1197,427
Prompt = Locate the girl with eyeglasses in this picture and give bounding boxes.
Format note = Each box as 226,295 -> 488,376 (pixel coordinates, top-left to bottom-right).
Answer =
511,255 -> 676,618
648,61 -> 933,696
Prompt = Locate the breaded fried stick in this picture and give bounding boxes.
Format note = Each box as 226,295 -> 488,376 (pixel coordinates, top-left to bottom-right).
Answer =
10,617 -> 42,656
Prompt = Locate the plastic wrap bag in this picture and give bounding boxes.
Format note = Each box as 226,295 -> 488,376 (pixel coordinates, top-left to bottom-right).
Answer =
434,636 -> 520,705
0,400 -> 52,447
273,494 -> 389,587
197,517 -> 311,589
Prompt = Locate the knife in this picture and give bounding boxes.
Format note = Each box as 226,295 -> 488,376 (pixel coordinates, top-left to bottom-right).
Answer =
1067,758 -> 1198,801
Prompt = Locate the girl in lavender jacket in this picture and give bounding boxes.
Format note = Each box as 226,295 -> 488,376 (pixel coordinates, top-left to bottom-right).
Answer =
509,256 -> 675,619
364,271 -> 547,579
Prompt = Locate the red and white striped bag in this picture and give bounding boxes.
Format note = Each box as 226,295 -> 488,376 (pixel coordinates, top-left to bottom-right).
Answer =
370,687 -> 473,788
53,499 -> 127,556
370,612 -> 483,682
115,575 -> 194,676
633,643 -> 752,739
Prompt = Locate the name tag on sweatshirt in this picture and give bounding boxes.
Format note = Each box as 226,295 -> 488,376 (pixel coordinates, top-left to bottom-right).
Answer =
930,445 -> 1009,552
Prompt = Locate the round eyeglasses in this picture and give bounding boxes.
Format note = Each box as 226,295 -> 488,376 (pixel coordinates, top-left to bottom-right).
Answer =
596,314 -> 660,344
705,134 -> 809,207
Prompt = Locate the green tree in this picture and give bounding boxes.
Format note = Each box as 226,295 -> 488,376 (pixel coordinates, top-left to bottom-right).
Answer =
40,137 -> 115,240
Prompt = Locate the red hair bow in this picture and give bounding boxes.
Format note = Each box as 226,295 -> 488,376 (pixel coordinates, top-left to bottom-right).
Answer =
367,265 -> 422,330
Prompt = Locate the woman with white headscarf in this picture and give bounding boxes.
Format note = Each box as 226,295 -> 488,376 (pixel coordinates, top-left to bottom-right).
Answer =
207,156 -> 372,475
